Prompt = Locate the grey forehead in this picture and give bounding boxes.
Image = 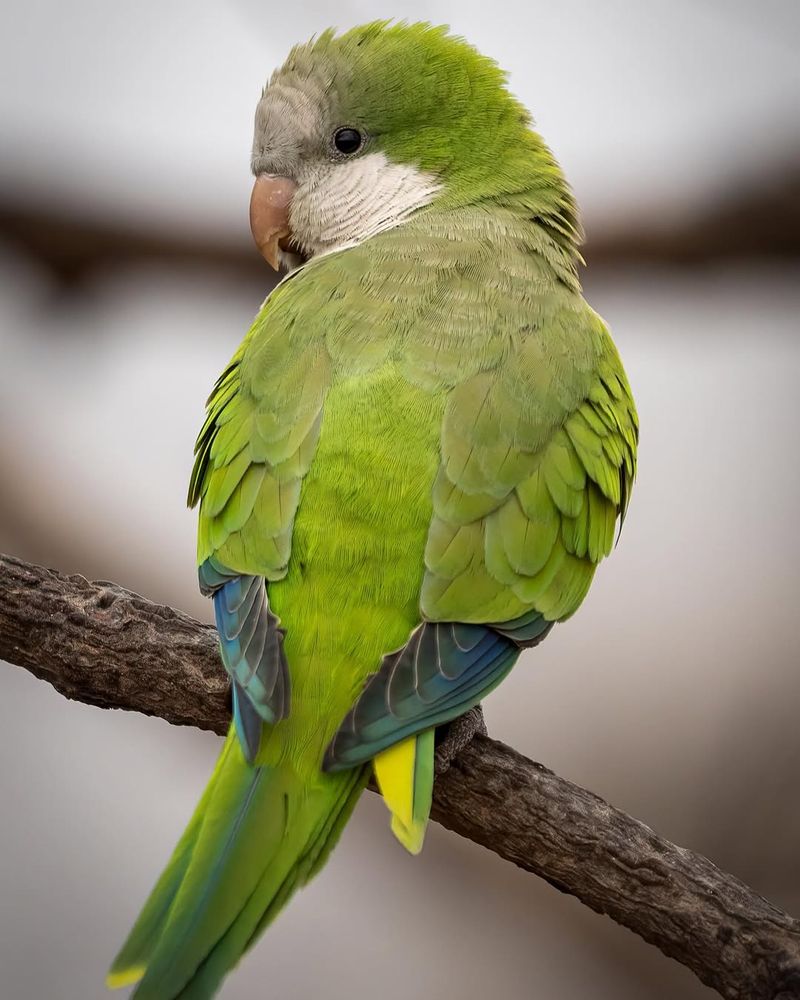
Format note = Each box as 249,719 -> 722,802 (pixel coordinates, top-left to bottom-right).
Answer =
251,74 -> 331,176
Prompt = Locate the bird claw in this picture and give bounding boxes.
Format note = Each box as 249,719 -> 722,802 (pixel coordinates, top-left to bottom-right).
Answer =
434,706 -> 487,775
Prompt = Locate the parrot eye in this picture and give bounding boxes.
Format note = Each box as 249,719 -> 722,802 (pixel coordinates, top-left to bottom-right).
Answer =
333,127 -> 363,155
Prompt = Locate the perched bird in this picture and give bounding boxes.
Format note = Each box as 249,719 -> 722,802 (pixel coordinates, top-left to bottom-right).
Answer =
108,21 -> 638,999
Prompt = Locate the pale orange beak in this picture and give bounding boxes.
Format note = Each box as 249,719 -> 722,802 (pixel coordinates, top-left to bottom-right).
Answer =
249,175 -> 297,270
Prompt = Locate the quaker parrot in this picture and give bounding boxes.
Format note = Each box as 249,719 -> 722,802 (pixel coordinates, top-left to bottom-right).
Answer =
108,21 -> 638,999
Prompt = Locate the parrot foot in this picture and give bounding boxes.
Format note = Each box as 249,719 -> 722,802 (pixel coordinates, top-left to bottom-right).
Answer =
434,706 -> 487,775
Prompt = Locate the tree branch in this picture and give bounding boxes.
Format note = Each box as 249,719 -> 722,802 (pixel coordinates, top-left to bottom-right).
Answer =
1,552 -> 798,1000
2,156 -> 799,289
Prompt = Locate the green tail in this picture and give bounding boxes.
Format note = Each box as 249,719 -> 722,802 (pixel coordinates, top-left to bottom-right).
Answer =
108,730 -> 367,999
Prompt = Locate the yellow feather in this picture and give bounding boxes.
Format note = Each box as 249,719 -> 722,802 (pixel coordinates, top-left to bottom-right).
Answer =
374,736 -> 416,831
390,814 -> 426,855
374,734 -> 431,855
105,965 -> 146,990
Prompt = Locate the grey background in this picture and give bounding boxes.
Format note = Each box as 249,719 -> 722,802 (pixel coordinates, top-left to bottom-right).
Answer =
1,1 -> 798,998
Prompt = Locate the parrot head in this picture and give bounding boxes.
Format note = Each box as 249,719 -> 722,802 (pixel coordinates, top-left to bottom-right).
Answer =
249,21 -> 576,269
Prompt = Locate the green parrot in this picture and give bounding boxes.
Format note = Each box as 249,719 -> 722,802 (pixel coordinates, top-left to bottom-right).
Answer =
108,21 -> 638,999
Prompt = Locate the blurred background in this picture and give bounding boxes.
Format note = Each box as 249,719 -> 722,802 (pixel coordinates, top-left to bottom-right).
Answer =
1,1 -> 799,997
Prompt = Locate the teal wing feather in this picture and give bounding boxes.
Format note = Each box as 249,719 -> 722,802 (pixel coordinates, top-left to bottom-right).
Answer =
198,560 -> 288,760
326,301 -> 637,766
323,622 -> 519,769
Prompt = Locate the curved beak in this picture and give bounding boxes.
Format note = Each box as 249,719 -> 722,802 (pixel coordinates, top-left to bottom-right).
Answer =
249,175 -> 297,270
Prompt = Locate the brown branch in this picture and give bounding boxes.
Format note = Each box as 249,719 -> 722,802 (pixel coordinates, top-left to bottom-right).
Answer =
1,155 -> 798,289
1,552 -> 799,1000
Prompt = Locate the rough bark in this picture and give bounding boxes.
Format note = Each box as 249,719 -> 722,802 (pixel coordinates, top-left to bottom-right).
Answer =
1,552 -> 799,999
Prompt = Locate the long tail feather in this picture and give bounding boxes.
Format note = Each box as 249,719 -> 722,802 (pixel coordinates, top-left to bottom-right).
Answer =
109,729 -> 367,1000
174,764 -> 366,1000
106,737 -> 237,989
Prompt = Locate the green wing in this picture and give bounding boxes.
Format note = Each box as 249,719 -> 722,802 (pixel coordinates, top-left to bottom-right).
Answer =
325,301 -> 638,768
187,279 -> 334,752
423,302 -> 638,624
189,295 -> 331,577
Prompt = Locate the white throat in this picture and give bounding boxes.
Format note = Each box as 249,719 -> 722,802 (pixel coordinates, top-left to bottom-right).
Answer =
289,152 -> 441,259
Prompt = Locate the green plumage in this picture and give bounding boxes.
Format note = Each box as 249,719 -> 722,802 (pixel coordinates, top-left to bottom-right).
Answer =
109,21 -> 638,999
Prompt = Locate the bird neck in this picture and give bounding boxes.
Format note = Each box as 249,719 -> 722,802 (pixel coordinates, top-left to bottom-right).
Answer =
423,131 -> 584,289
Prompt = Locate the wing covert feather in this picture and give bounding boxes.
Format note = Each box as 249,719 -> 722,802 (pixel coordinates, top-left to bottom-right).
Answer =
190,296 -> 332,580
422,304 -> 637,626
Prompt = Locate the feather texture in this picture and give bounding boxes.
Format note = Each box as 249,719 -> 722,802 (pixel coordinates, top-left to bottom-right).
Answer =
111,22 -> 638,997
110,734 -> 367,1000
199,559 -> 289,759
373,730 -> 435,854
324,621 -> 520,769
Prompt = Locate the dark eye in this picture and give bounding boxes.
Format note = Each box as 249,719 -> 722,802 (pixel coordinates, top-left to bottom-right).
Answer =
333,127 -> 363,155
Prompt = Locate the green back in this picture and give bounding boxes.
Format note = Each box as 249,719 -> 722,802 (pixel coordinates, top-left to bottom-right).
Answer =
190,195 -> 637,775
